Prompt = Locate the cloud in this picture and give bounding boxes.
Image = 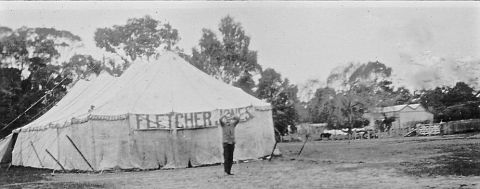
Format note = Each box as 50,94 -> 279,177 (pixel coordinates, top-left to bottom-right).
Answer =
405,19 -> 434,48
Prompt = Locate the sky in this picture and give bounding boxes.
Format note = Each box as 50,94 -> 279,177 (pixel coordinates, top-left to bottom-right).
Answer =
1,1 -> 479,91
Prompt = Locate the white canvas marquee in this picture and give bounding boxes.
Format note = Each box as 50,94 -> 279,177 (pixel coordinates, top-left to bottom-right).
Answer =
10,51 -> 275,171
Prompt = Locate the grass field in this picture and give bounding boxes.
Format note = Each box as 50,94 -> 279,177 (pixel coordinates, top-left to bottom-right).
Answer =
1,133 -> 479,189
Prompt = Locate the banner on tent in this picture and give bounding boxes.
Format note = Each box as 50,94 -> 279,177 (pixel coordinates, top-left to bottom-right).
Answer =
131,106 -> 255,130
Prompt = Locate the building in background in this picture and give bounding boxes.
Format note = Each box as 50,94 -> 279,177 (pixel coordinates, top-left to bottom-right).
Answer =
365,104 -> 434,132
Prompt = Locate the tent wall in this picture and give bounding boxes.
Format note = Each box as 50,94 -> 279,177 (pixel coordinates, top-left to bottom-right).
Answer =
234,109 -> 275,160
13,128 -> 60,169
0,133 -> 17,165
56,119 -> 133,170
12,107 -> 274,171
128,107 -> 275,169
12,119 -> 131,171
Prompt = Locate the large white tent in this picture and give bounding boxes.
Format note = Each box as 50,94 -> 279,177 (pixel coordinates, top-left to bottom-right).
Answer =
6,51 -> 275,171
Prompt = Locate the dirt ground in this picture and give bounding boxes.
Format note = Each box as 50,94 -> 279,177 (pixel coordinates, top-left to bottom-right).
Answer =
2,133 -> 480,189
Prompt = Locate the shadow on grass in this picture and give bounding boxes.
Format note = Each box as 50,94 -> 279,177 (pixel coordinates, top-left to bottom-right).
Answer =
0,166 -> 51,185
402,143 -> 480,177
4,182 -> 105,189
0,166 -> 105,188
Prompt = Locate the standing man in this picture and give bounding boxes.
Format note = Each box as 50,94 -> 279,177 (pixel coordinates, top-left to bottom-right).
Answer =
219,111 -> 240,175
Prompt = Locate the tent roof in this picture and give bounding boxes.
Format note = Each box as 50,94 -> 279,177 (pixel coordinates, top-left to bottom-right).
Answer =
19,51 -> 269,131
18,73 -> 117,131
92,52 -> 269,115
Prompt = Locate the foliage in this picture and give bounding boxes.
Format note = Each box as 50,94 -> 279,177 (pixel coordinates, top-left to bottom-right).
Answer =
294,101 -> 310,123
419,82 -> 480,122
0,27 -> 83,137
373,81 -> 414,107
94,15 -> 180,70
190,16 -> 261,90
307,87 -> 337,125
326,61 -> 392,90
325,61 -> 409,108
62,54 -> 104,81
374,115 -> 396,132
189,16 -> 298,136
333,85 -> 372,130
233,71 -> 256,95
309,61 -> 398,130
256,68 -> 298,136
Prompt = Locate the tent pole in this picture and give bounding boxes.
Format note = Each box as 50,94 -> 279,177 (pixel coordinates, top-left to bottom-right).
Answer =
6,162 -> 12,172
269,127 -> 282,161
66,135 -> 95,171
30,141 -> 44,168
297,134 -> 309,156
268,141 -> 278,162
45,149 -> 66,172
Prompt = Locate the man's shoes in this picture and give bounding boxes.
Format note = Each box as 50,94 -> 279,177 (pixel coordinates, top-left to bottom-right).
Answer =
225,172 -> 234,175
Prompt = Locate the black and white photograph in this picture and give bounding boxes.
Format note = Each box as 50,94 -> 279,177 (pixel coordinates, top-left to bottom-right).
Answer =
0,1 -> 479,188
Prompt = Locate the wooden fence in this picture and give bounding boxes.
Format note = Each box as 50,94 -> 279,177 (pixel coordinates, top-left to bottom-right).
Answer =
442,119 -> 480,135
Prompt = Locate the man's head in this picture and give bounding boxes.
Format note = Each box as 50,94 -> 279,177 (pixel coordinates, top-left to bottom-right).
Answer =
223,111 -> 233,119
223,111 -> 239,124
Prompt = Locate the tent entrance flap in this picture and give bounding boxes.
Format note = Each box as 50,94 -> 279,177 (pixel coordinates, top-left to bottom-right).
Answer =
0,133 -> 18,165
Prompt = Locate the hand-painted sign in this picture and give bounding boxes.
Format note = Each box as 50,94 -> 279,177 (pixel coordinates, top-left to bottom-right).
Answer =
131,106 -> 254,130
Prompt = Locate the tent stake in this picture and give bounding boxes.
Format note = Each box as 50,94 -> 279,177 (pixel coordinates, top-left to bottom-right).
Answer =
45,149 -> 66,172
66,135 -> 95,171
30,141 -> 44,168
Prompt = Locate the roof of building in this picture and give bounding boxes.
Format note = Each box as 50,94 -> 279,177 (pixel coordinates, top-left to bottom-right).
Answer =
373,103 -> 423,113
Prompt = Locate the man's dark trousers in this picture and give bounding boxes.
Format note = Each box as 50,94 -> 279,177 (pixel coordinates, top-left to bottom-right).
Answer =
223,143 -> 235,174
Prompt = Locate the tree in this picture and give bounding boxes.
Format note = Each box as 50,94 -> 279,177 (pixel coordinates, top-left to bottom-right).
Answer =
322,61 -> 394,128
0,27 -> 82,136
375,81 -> 413,106
335,84 -> 372,131
294,101 -> 311,123
327,61 -> 392,91
419,82 -> 480,122
256,68 -> 283,100
1,27 -> 81,71
256,68 -> 298,136
62,54 -> 103,81
306,61 -> 412,137
307,85 -> 372,132
374,115 -> 396,132
307,87 -> 336,124
392,86 -> 413,105
94,15 -> 181,69
233,71 -> 255,95
190,16 -> 261,92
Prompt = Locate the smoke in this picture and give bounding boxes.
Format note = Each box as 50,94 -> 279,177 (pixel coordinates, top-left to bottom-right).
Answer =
297,78 -> 325,102
393,45 -> 480,91
396,53 -> 480,90
391,19 -> 480,91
